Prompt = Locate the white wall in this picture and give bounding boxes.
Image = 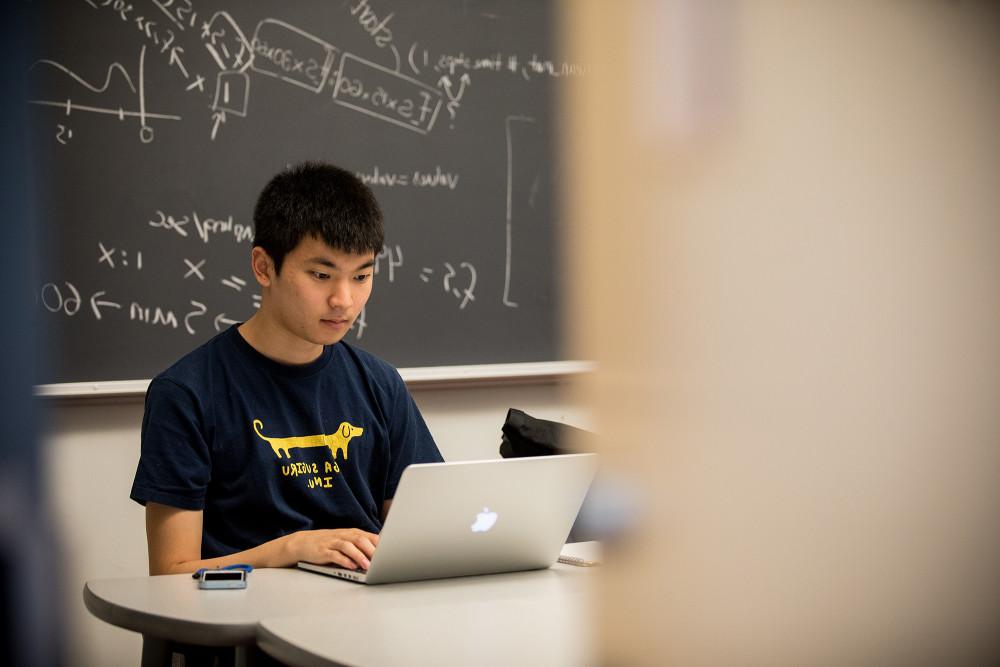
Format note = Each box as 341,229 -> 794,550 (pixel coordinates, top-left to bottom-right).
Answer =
42,382 -> 588,666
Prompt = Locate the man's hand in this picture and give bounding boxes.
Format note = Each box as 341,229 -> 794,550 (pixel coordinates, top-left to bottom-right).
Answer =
287,528 -> 380,571
146,502 -> 381,574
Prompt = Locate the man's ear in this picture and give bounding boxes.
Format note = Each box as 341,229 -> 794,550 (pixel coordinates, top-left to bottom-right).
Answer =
251,247 -> 275,287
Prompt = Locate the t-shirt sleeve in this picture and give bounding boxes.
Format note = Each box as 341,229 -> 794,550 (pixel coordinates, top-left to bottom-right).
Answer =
130,377 -> 213,511
384,370 -> 444,499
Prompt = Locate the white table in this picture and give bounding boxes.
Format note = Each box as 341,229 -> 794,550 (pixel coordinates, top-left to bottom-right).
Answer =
84,543 -> 599,666
257,565 -> 595,667
84,568 -> 349,666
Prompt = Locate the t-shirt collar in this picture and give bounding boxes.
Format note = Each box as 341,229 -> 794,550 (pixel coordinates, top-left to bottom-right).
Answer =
225,324 -> 334,378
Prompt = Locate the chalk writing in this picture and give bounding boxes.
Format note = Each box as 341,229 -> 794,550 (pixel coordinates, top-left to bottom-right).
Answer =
90,290 -> 123,320
413,166 -> 459,189
198,11 -> 253,140
250,19 -> 336,93
31,2 -> 563,378
148,210 -> 253,245
186,74 -> 206,92
350,306 -> 367,340
419,261 -> 477,309
40,282 -> 82,316
212,70 -> 249,118
67,6 -> 486,141
503,115 -> 536,308
433,50 -> 587,80
200,11 -> 253,73
55,124 -> 73,144
355,165 -> 466,190
129,300 -> 179,328
374,244 -> 403,283
89,0 -> 192,82
84,0 -> 261,143
38,280 -> 243,337
357,166 -> 409,187
443,261 -> 476,309
183,258 -> 206,280
29,57 -> 135,93
28,46 -> 181,143
184,300 -> 207,334
348,0 -> 394,49
406,41 -> 427,75
149,210 -> 188,237
333,53 -> 442,134
437,73 -> 471,126
221,275 -> 246,291
152,0 -> 197,32
98,242 -> 143,270
213,313 -> 239,331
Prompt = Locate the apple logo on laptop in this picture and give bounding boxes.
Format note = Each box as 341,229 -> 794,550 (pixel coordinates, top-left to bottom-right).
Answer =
470,507 -> 498,533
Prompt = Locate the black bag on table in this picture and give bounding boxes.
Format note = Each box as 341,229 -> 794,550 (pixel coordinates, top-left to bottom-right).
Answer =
499,408 -> 594,458
499,408 -> 597,542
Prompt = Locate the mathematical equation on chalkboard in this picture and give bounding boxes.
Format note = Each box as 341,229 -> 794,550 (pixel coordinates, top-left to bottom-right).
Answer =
29,0 -> 584,144
37,227 -> 478,342
26,1 -> 577,380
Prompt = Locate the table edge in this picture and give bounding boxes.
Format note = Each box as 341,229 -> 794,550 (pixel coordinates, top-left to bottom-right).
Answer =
258,621 -> 355,667
82,581 -> 257,647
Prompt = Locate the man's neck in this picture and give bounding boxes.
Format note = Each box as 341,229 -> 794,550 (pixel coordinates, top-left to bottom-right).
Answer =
238,313 -> 325,366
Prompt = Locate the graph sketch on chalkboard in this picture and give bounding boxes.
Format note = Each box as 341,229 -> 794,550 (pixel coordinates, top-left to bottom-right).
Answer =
29,46 -> 181,144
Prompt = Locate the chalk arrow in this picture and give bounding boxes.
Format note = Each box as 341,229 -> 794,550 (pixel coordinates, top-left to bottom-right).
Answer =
210,110 -> 225,141
214,313 -> 239,331
438,75 -> 456,100
439,73 -> 471,102
89,291 -> 122,321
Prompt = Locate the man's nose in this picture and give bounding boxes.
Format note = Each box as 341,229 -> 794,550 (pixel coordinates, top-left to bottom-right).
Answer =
328,280 -> 353,309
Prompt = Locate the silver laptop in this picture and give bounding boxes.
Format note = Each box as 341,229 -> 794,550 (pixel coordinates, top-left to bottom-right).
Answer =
297,453 -> 597,584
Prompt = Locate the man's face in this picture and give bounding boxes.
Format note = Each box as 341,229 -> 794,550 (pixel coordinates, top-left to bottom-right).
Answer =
259,235 -> 375,347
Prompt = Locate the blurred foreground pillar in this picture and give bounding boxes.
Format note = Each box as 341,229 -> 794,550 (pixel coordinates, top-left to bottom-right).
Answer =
562,1 -> 1000,664
0,6 -> 63,667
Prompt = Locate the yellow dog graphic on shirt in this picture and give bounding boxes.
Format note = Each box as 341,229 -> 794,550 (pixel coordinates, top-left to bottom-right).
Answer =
253,419 -> 364,460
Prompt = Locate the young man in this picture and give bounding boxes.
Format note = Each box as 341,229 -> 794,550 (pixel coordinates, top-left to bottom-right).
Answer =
130,162 -> 443,575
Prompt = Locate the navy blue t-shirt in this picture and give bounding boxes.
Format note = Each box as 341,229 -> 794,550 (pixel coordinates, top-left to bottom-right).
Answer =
130,326 -> 443,559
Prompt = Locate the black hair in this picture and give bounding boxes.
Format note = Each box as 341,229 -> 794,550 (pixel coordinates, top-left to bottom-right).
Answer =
252,162 -> 384,274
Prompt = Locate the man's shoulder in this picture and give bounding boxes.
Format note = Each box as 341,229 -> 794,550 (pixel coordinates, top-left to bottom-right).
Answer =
152,327 -> 236,390
333,341 -> 404,387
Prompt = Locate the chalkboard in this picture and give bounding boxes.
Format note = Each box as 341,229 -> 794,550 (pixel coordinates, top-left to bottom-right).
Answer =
25,0 -> 581,386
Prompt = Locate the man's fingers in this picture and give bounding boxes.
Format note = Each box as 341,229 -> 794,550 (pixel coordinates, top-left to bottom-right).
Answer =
352,534 -> 377,560
340,529 -> 378,558
336,540 -> 371,570
325,550 -> 359,571
309,529 -> 381,568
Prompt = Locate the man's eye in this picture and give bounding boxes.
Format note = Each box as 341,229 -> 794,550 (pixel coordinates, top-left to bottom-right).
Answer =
354,273 -> 372,282
312,272 -> 330,280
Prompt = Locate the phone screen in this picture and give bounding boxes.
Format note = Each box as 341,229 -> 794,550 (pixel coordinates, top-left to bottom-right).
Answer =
203,570 -> 244,581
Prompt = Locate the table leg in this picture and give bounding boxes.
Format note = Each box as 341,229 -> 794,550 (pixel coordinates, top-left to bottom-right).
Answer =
237,644 -> 287,667
140,634 -> 172,667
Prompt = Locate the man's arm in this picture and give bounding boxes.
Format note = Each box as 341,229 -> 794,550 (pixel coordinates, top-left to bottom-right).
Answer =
145,502 -> 380,575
